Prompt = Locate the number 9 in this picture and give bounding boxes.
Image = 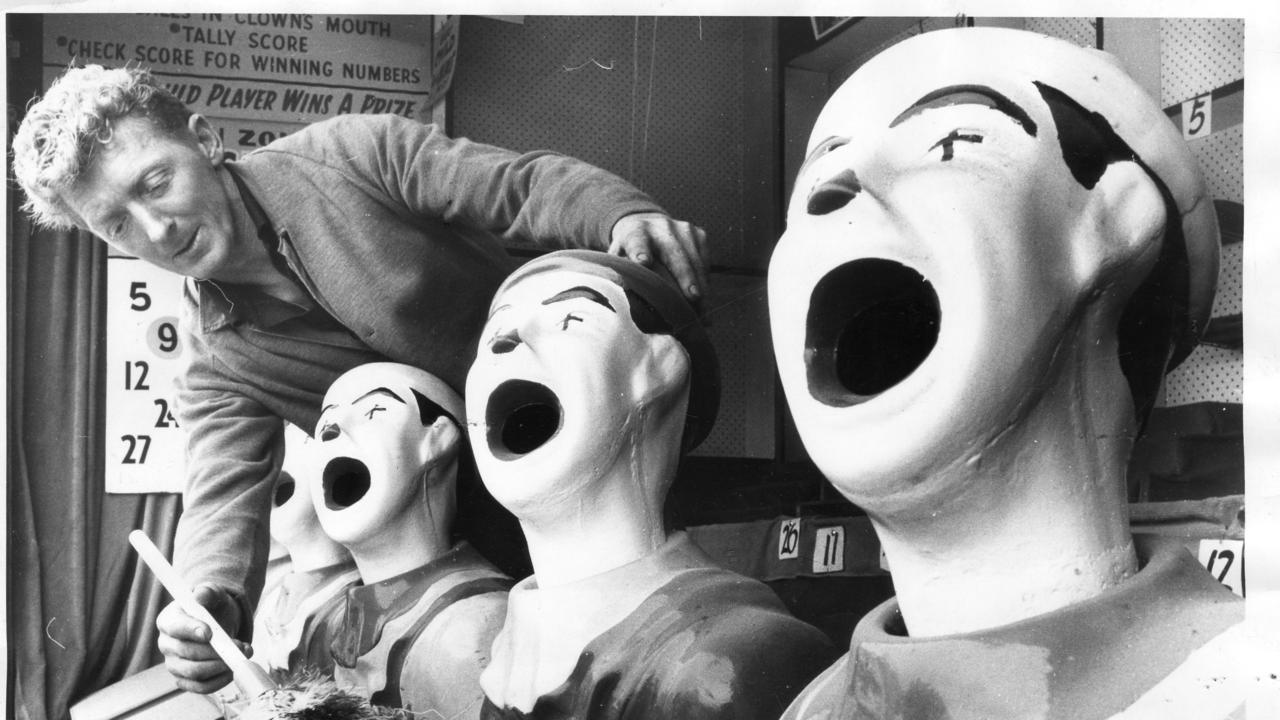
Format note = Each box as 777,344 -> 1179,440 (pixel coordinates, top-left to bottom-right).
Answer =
147,316 -> 181,357
157,322 -> 178,352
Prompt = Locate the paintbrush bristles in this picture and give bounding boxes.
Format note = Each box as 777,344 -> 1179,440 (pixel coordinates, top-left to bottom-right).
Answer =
239,669 -> 415,720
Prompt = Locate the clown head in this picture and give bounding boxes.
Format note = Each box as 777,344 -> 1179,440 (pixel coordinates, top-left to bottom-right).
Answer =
466,250 -> 718,524
311,363 -> 465,579
268,423 -> 347,571
769,28 -> 1218,514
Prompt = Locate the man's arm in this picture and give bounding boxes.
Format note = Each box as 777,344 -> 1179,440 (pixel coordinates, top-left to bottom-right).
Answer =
320,115 -> 709,304
159,291 -> 282,691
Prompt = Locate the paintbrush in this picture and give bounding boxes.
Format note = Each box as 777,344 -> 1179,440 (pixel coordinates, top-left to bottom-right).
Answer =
129,530 -> 404,719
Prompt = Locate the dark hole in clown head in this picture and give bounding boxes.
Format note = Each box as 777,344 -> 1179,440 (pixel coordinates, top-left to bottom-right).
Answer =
322,457 -> 371,510
486,379 -> 562,459
805,259 -> 940,406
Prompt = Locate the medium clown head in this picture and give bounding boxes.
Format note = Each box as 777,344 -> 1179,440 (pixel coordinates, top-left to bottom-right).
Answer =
311,362 -> 465,549
466,250 -> 719,520
268,422 -> 329,554
769,28 -> 1218,511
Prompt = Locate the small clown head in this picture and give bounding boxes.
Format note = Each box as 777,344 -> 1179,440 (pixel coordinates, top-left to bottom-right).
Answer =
466,250 -> 719,518
311,362 -> 464,548
268,423 -> 327,553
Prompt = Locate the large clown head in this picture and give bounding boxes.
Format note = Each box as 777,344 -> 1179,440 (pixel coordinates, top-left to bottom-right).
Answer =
311,362 -> 465,574
466,250 -> 718,524
268,423 -> 348,571
769,28 -> 1218,513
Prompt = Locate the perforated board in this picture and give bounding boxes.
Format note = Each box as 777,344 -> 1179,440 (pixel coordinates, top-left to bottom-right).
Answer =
451,16 -> 772,458
1212,241 -> 1243,319
1189,125 -> 1244,203
1156,17 -> 1243,409
1026,17 -> 1097,47
1164,344 -> 1243,406
1160,18 -> 1244,107
693,274 -> 774,458
451,16 -> 755,267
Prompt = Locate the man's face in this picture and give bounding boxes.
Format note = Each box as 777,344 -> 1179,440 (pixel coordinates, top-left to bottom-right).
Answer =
466,269 -> 684,516
312,365 -> 458,546
770,73 -> 1102,508
59,114 -> 243,281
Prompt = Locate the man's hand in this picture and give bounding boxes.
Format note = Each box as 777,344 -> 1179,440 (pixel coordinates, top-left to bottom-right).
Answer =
156,583 -> 250,694
609,212 -> 709,307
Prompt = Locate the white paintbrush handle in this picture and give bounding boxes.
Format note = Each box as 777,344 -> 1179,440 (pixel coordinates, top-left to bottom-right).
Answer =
128,530 -> 275,697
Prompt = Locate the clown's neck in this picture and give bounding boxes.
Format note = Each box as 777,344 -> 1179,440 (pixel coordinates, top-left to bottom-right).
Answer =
347,480 -> 454,585
872,353 -> 1140,638
281,530 -> 350,573
519,435 -> 679,589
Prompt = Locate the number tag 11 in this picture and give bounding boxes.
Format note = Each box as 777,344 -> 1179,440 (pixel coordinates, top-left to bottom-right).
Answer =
1197,539 -> 1244,596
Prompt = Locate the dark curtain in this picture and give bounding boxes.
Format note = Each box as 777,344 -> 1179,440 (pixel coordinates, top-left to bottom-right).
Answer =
8,210 -> 183,720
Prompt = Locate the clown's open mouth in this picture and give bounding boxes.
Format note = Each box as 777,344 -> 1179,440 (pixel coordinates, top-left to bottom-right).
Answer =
273,477 -> 296,508
486,379 -> 562,460
322,457 -> 371,509
805,258 -> 940,406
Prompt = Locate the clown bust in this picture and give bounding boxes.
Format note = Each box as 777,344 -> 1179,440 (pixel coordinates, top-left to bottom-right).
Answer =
251,422 -> 360,676
769,27 -> 1242,720
466,250 -> 836,720
312,362 -> 512,715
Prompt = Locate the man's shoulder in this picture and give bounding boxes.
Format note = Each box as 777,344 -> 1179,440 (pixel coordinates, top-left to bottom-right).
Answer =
263,113 -> 427,152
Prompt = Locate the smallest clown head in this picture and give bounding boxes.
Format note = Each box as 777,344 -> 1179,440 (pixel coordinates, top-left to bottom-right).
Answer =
268,422 -> 348,572
466,250 -> 718,535
311,362 -> 465,583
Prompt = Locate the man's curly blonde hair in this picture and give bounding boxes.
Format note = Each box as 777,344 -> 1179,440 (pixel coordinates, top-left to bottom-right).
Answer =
12,64 -> 193,230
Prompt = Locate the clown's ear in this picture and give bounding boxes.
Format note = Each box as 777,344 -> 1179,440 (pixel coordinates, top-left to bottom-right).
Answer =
417,415 -> 462,479
1072,159 -> 1166,297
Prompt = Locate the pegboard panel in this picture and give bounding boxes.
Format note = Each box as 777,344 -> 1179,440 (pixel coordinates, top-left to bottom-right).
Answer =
451,16 -> 759,268
1160,18 -> 1244,107
1162,345 -> 1242,406
837,17 -> 956,82
1026,17 -> 1097,48
1189,125 -> 1243,203
1212,240 -> 1243,318
692,273 -> 775,459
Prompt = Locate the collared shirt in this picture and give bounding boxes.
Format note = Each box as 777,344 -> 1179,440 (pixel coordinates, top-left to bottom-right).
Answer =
780,534 -> 1245,720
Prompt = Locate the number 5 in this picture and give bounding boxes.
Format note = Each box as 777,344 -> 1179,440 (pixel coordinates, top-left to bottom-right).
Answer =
130,281 -> 152,311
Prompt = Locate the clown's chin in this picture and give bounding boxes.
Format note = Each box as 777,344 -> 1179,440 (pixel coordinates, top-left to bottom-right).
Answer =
805,258 -> 940,407
322,457 -> 371,509
486,379 -> 562,460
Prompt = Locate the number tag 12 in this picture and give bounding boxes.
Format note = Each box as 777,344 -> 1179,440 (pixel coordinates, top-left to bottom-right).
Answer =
1197,539 -> 1244,596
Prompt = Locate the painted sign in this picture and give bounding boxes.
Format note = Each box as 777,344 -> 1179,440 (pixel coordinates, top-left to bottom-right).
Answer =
42,13 -> 434,491
43,13 -> 433,152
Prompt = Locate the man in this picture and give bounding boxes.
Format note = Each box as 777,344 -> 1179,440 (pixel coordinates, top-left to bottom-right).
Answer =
466,250 -> 835,720
11,64 -> 710,693
312,362 -> 510,715
768,28 -> 1241,719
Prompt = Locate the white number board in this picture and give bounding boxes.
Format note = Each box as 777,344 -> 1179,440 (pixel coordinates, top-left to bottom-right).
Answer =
777,518 -> 801,560
1181,92 -> 1213,139
1197,539 -> 1244,597
812,526 -> 846,574
105,259 -> 186,493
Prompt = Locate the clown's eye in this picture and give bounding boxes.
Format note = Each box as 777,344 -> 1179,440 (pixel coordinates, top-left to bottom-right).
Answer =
799,136 -> 850,176
559,312 -> 584,331
929,130 -> 984,161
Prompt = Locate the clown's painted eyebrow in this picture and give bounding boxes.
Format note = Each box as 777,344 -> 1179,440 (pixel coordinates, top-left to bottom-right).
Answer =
542,286 -> 615,312
354,387 -> 406,405
890,84 -> 1038,137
